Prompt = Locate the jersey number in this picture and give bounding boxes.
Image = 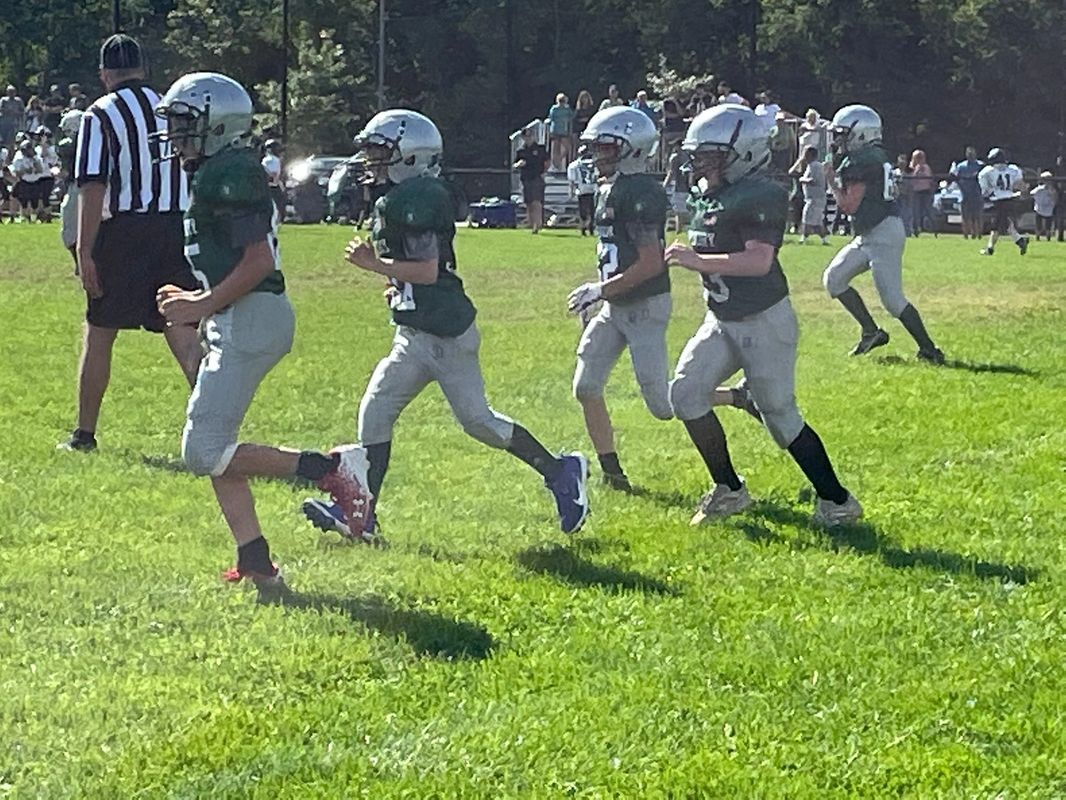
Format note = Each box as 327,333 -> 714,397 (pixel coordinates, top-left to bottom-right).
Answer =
705,274 -> 730,303
996,173 -> 1012,192
389,279 -> 416,311
597,242 -> 619,281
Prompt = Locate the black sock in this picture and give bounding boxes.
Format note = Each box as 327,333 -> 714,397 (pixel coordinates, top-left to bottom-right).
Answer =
598,452 -> 624,477
295,451 -> 340,482
786,424 -> 848,504
508,425 -> 563,482
682,412 -> 742,490
897,303 -> 937,351
365,441 -> 392,498
836,287 -> 878,336
237,536 -> 274,573
72,427 -> 96,443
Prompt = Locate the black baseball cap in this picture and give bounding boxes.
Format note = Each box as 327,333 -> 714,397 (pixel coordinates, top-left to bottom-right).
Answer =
99,33 -> 143,70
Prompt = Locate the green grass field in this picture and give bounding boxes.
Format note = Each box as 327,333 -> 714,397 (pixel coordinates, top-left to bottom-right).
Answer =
0,223 -> 1064,798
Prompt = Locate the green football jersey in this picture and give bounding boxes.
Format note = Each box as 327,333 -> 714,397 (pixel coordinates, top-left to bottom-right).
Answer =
371,176 -> 476,338
685,177 -> 790,321
184,147 -> 285,294
835,145 -> 898,234
594,172 -> 670,304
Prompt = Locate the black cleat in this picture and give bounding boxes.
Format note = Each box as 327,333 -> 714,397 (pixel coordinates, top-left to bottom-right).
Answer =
850,328 -> 890,356
1017,237 -> 1029,255
602,471 -> 633,492
917,347 -> 946,365
57,430 -> 97,452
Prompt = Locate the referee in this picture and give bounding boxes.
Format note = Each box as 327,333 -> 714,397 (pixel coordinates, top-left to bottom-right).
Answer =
59,34 -> 201,452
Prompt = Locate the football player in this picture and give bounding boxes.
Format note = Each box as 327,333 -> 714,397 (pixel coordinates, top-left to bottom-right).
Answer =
664,104 -> 862,527
57,109 -> 84,267
154,72 -> 371,592
303,109 -> 589,541
977,148 -> 1028,256
822,105 -> 944,364
565,106 -> 672,490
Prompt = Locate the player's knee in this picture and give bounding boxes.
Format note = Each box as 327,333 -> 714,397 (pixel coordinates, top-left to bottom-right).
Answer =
668,375 -> 707,422
572,370 -> 605,403
761,406 -> 805,449
458,411 -> 513,450
640,382 -> 674,421
822,264 -> 847,298
181,426 -> 235,477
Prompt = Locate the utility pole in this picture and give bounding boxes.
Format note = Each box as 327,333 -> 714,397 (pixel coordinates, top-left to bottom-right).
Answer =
377,0 -> 386,110
281,0 -> 289,140
112,0 -> 121,32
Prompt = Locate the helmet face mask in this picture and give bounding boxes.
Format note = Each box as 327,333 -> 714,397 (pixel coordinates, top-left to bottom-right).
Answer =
686,148 -> 733,191
582,139 -> 623,177
161,100 -> 209,163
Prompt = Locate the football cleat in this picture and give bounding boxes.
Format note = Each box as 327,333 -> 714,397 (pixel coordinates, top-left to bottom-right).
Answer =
57,430 -> 97,452
1017,236 -> 1029,255
317,445 -> 373,533
547,453 -> 590,534
849,328 -> 889,356
302,496 -> 384,546
602,470 -> 633,492
979,246 -> 994,256
222,561 -> 287,592
916,347 -> 946,365
812,493 -> 863,527
690,481 -> 752,525
729,379 -> 762,422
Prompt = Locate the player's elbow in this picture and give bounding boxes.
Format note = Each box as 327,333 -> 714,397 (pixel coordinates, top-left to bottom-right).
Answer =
744,242 -> 775,276
409,259 -> 438,284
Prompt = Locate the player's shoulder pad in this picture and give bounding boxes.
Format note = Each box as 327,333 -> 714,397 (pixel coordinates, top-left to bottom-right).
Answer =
614,173 -> 669,221
193,149 -> 270,210
383,176 -> 454,230
740,176 -> 789,210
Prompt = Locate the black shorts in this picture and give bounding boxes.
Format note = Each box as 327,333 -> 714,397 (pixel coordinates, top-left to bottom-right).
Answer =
578,192 -> 595,220
87,213 -> 197,333
522,176 -> 545,205
0,182 -> 8,201
991,198 -> 1025,235
13,180 -> 44,204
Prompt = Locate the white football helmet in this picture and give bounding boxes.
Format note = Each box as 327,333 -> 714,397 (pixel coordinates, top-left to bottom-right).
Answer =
830,104 -> 883,153
579,106 -> 658,176
155,72 -> 254,164
681,104 -> 771,188
354,109 -> 442,184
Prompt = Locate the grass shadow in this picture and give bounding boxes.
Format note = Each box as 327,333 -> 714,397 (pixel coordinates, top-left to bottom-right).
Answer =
627,484 -> 701,511
874,354 -> 1038,377
516,544 -> 678,595
266,590 -> 495,660
744,500 -> 1035,584
139,453 -> 311,489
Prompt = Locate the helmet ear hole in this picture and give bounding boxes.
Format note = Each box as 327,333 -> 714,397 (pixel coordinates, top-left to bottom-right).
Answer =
404,155 -> 416,166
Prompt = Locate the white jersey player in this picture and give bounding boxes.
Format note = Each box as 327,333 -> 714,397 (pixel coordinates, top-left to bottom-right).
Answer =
977,148 -> 1028,256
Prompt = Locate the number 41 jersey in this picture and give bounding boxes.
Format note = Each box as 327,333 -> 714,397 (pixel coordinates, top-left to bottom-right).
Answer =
686,177 -> 789,321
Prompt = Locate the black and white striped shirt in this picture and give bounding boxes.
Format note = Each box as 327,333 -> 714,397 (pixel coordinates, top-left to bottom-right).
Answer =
75,81 -> 189,217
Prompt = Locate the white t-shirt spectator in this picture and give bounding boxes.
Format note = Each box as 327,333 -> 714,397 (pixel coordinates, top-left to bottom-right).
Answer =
262,153 -> 282,187
37,143 -> 59,173
1030,184 -> 1056,217
719,92 -> 746,106
978,163 -> 1023,201
800,160 -> 827,201
10,150 -> 48,182
566,159 -> 597,195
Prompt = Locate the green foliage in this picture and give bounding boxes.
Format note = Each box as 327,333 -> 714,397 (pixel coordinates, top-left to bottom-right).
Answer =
1,224 -> 1065,795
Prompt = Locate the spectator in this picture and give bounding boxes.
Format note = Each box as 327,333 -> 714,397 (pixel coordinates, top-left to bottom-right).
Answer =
662,144 -> 690,233
630,90 -> 658,125
34,127 -> 59,221
67,83 -> 86,109
949,145 -> 985,240
566,154 -> 597,235
798,108 -> 827,158
9,135 -> 49,222
792,145 -> 828,244
546,93 -> 574,171
892,153 -> 915,236
261,139 -> 286,222
25,95 -> 43,132
753,90 -> 780,133
43,85 -> 65,131
661,96 -> 685,150
573,90 -> 595,136
908,149 -> 935,236
1030,171 -> 1056,241
56,107 -> 84,266
716,80 -> 746,106
686,82 -> 716,117
598,84 -> 623,111
513,126 -> 548,233
0,86 -> 26,147
0,144 -> 12,221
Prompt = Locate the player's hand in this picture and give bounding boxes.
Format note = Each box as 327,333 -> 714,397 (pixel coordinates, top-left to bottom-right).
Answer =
159,290 -> 212,325
346,236 -> 379,272
665,241 -> 701,271
78,253 -> 103,298
567,282 -> 603,314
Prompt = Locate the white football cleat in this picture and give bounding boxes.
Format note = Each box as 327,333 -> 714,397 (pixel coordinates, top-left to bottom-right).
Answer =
812,493 -> 864,527
690,481 -> 752,525
317,444 -> 373,532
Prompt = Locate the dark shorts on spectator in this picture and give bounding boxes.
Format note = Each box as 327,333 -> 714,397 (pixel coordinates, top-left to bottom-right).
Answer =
522,176 -> 546,205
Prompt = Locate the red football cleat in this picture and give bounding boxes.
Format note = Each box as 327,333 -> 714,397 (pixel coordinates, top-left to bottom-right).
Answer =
317,445 -> 373,532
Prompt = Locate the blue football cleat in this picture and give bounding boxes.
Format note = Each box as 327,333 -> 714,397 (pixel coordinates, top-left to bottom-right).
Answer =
302,497 -> 383,546
546,452 -> 590,534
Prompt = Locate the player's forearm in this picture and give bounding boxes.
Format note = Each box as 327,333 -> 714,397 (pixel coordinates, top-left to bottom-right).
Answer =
686,244 -> 773,277
601,248 -> 665,300
204,242 -> 276,312
375,256 -> 437,284
76,183 -> 106,256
